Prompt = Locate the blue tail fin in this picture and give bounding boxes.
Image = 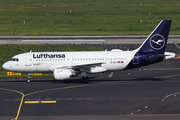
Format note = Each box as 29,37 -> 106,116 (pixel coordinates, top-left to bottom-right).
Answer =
137,20 -> 172,53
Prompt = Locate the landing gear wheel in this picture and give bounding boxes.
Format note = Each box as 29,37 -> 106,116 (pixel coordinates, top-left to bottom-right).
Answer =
82,76 -> 89,83
27,79 -> 31,83
27,73 -> 31,83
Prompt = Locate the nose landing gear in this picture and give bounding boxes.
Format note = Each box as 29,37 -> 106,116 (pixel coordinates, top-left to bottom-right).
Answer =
27,73 -> 31,83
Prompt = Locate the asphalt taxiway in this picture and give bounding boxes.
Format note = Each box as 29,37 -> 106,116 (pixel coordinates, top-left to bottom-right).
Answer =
1,69 -> 180,120
1,41 -> 180,120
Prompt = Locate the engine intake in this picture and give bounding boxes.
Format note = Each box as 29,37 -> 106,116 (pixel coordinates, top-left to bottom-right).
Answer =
53,69 -> 76,80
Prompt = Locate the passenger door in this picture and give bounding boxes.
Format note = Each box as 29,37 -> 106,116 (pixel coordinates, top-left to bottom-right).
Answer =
25,53 -> 32,66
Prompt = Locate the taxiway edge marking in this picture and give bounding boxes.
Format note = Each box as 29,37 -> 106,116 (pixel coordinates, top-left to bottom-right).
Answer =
164,92 -> 180,98
0,88 -> 24,120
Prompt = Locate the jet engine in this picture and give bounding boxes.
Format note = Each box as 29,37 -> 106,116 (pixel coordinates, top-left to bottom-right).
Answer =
53,69 -> 76,80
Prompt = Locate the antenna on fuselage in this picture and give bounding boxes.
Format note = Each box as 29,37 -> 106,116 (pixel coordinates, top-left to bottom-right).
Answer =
30,50 -> 32,53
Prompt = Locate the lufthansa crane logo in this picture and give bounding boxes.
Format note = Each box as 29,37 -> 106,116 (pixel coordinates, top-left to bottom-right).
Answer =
149,34 -> 165,50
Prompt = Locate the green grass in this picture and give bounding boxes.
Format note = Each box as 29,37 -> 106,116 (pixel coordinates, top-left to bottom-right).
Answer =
0,0 -> 180,35
0,44 -> 104,78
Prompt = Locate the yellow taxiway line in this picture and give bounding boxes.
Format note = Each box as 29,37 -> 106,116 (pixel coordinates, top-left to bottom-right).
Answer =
143,68 -> 180,70
24,101 -> 40,104
1,84 -> 93,120
154,74 -> 180,79
0,88 -> 24,120
24,101 -> 56,104
41,101 -> 56,103
174,42 -> 180,49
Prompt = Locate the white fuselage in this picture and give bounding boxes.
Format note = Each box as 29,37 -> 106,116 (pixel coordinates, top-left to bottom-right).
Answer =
3,50 -> 137,73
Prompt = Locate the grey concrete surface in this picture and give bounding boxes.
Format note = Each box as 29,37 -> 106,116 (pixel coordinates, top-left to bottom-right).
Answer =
0,35 -> 180,44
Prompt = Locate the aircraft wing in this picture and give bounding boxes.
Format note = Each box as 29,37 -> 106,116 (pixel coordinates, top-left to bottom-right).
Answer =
49,62 -> 106,71
71,62 -> 105,68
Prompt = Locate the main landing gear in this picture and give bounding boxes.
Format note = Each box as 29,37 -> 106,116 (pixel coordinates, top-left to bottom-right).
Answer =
27,73 -> 31,83
82,76 -> 89,83
81,72 -> 89,83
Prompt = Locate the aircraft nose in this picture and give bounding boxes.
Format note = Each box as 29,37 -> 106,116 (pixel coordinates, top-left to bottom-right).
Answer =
2,62 -> 9,70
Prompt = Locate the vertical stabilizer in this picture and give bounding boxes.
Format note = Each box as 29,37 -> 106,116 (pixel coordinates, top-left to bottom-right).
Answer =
124,20 -> 173,70
137,20 -> 172,53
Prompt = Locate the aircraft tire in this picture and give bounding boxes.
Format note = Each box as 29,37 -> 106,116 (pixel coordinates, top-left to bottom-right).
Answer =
27,79 -> 31,83
83,76 -> 89,83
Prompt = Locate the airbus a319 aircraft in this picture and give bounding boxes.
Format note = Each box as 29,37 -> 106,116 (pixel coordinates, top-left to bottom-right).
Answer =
2,20 -> 175,83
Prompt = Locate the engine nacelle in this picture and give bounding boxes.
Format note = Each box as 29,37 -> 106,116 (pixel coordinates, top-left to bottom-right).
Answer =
53,69 -> 72,80
89,67 -> 107,73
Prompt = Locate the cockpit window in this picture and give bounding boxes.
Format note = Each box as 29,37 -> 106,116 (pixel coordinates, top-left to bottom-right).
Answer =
10,58 -> 19,62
